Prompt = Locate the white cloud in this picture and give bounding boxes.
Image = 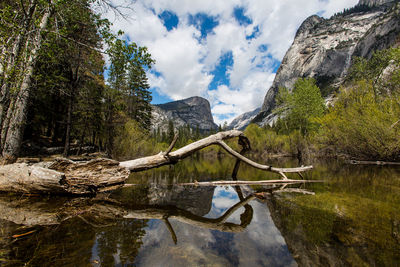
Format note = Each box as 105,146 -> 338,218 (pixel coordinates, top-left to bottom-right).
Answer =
103,0 -> 360,124
145,26 -> 213,99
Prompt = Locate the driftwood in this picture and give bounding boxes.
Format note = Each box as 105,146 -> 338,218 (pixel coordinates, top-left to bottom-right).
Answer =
0,158 -> 129,195
348,159 -> 400,166
119,130 -> 313,177
0,130 -> 313,195
178,179 -> 322,186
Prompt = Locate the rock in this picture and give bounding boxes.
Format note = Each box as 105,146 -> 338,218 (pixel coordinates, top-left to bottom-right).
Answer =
148,185 -> 215,216
358,0 -> 393,7
254,1 -> 400,126
151,96 -> 218,132
228,108 -> 261,130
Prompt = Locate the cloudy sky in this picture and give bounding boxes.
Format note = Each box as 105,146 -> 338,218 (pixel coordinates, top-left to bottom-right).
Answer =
104,0 -> 358,125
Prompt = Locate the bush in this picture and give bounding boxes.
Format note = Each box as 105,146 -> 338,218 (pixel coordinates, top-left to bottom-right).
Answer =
316,80 -> 400,160
113,119 -> 168,160
244,124 -> 292,155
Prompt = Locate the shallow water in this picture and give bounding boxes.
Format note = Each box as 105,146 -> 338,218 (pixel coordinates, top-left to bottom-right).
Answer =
0,156 -> 399,266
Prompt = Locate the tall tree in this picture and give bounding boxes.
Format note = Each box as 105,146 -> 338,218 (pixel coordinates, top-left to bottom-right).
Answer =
0,0 -> 56,162
275,78 -> 325,135
126,61 -> 152,130
104,37 -> 154,155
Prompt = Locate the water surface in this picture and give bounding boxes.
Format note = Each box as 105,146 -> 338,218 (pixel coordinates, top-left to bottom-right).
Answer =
0,156 -> 399,266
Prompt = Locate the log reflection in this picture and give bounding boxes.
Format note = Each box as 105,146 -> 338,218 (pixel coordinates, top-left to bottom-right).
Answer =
0,194 -> 255,229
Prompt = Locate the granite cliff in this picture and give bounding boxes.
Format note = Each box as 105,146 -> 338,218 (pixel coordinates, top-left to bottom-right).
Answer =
151,96 -> 218,132
228,108 -> 260,130
253,0 -> 400,125
359,0 -> 393,6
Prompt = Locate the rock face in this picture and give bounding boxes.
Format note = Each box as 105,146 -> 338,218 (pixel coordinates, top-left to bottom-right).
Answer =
254,1 -> 400,125
228,108 -> 261,130
358,0 -> 393,6
151,96 -> 218,132
148,186 -> 215,216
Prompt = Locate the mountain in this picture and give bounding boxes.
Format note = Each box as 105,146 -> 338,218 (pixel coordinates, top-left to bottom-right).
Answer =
254,0 -> 400,125
151,96 -> 218,132
358,0 -> 393,6
228,108 -> 261,130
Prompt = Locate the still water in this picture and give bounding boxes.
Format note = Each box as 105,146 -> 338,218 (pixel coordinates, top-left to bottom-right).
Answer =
0,156 -> 399,266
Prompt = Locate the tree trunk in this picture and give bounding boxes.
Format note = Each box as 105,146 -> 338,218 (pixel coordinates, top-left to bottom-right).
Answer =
63,92 -> 74,157
63,53 -> 81,157
0,1 -> 38,147
1,2 -> 54,163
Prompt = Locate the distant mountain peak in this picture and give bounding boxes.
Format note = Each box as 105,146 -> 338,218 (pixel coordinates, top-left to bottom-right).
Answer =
151,96 -> 218,132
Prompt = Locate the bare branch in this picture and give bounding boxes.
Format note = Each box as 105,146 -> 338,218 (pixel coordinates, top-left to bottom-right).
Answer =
163,133 -> 179,157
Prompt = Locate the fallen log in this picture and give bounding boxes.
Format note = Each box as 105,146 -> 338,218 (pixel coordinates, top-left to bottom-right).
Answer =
0,158 -> 129,195
348,159 -> 400,166
119,130 -> 313,179
0,130 -> 313,195
178,179 -> 322,186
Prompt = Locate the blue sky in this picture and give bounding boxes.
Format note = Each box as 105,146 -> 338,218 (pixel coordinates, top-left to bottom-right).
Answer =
105,0 -> 358,124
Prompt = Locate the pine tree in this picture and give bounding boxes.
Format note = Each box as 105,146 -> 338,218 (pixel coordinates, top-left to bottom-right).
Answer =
127,62 -> 152,130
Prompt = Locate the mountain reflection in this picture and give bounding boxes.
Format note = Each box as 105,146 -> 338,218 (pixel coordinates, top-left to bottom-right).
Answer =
0,183 -> 295,266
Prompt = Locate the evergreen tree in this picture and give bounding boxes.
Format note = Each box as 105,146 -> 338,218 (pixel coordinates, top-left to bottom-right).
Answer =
127,61 -> 152,130
167,120 -> 175,142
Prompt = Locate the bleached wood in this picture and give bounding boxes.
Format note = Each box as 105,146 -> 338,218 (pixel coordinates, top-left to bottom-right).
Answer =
120,130 -> 313,178
0,130 -> 313,195
0,158 -> 129,195
178,179 -> 322,186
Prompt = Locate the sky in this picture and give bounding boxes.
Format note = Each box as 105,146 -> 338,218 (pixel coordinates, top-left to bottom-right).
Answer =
104,0 -> 359,125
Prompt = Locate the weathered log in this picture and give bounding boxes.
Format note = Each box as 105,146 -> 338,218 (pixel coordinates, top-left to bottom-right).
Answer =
0,130 -> 313,195
0,158 -> 129,195
0,163 -> 66,194
178,179 -> 322,187
120,130 -> 313,178
348,159 -> 400,165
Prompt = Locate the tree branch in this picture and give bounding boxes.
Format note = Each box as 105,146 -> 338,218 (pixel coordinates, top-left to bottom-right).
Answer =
163,133 -> 178,157
120,130 -> 313,177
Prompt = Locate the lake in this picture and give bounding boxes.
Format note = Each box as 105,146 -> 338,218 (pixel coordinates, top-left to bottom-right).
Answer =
0,156 -> 399,266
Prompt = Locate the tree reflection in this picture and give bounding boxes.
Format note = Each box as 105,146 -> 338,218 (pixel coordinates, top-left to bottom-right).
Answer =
96,220 -> 148,266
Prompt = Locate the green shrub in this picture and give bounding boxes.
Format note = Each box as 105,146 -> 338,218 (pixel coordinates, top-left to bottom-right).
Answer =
113,119 -> 168,160
316,80 -> 400,160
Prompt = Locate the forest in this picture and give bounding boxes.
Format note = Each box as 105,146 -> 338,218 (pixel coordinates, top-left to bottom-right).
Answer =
0,0 -> 156,164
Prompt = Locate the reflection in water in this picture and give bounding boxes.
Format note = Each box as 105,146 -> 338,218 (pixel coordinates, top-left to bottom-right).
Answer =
131,186 -> 295,267
0,181 -> 295,266
265,160 -> 400,266
0,157 -> 399,266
